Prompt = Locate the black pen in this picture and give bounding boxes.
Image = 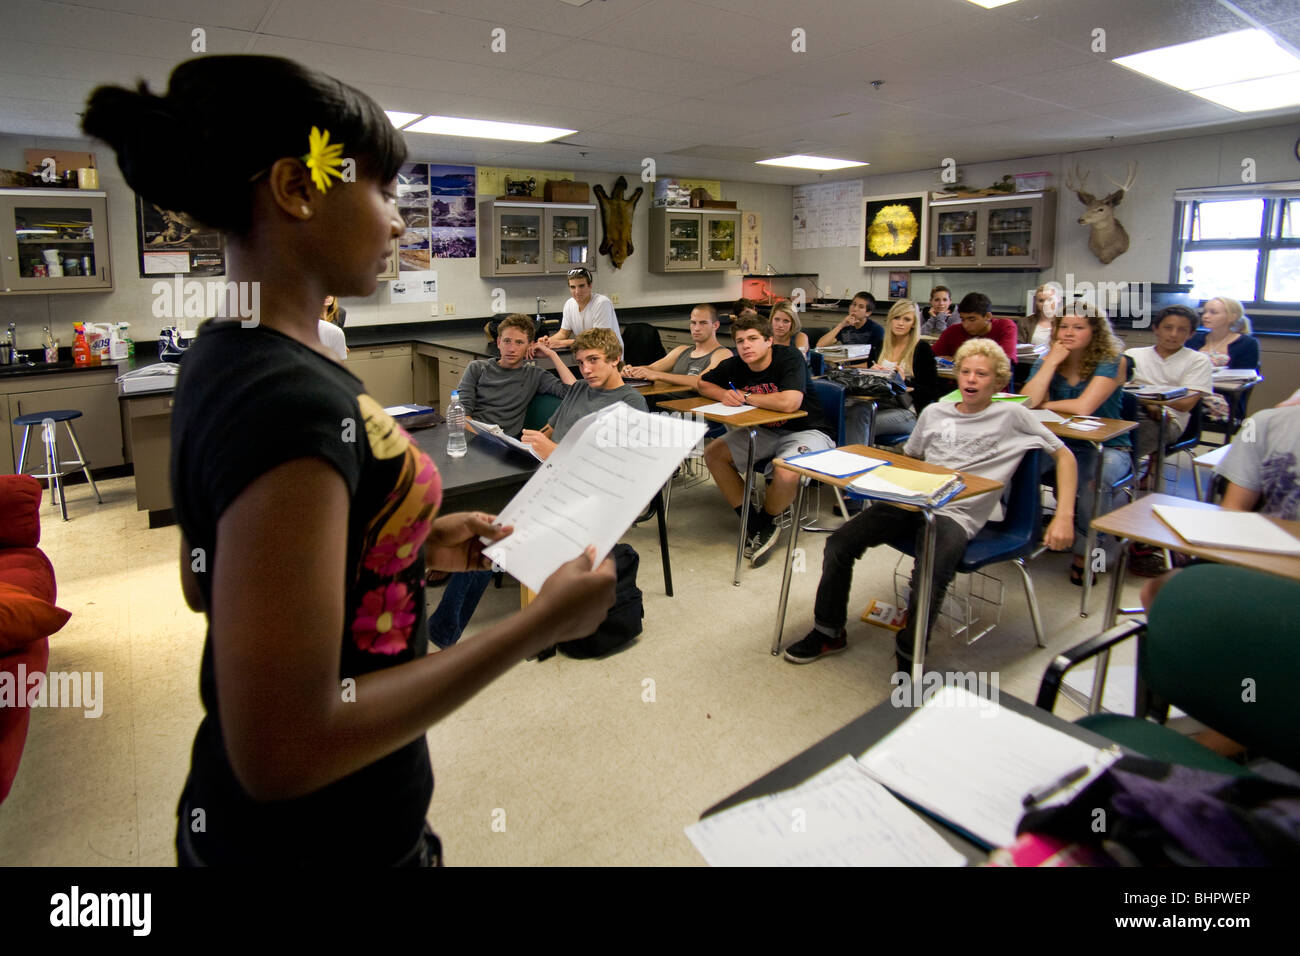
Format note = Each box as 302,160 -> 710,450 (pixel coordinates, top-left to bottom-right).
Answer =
1022,764 -> 1089,807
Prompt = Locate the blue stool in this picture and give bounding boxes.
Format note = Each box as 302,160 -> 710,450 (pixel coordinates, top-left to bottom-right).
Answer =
14,409 -> 102,521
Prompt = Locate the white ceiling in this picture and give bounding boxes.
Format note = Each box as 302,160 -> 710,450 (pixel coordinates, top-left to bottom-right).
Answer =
2,0 -> 1299,184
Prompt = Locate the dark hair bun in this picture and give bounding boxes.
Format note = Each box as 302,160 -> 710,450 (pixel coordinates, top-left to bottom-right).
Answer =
81,55 -> 406,235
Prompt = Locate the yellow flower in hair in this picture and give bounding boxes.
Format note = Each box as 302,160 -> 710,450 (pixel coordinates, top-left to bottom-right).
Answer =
303,126 -> 345,193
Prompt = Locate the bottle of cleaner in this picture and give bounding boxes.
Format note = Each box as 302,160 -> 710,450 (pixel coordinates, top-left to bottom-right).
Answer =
72,323 -> 91,367
446,390 -> 467,459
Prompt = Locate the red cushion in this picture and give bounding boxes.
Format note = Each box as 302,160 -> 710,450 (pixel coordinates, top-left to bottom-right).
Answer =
0,476 -> 41,548
0,581 -> 70,651
0,639 -> 49,804
0,549 -> 56,605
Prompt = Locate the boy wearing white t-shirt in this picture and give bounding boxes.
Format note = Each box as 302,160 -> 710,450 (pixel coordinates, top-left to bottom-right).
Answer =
1125,305 -> 1213,461
543,267 -> 623,351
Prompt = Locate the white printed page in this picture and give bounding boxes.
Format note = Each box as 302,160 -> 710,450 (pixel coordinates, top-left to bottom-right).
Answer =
482,404 -> 705,592
685,756 -> 966,867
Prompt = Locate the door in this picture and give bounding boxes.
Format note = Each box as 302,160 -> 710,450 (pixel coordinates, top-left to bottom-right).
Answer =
664,211 -> 702,270
704,213 -> 740,270
931,205 -> 978,266
0,191 -> 112,293
545,207 -> 594,273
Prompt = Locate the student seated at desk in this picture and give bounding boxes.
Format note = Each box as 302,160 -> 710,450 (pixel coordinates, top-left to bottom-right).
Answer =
539,267 -> 622,352
769,301 -> 810,355
699,314 -> 835,567
1188,296 -> 1261,426
932,292 -> 1019,367
815,291 -> 883,357
846,298 -> 940,444
1141,401 -> 1300,611
784,339 -> 1077,669
521,328 -> 648,460
622,303 -> 731,390
1124,305 -> 1212,469
1017,283 -> 1059,348
458,313 -> 574,438
918,285 -> 958,336
1020,307 -> 1130,586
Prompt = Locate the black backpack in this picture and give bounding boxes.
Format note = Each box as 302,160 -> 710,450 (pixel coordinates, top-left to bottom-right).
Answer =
550,544 -> 644,659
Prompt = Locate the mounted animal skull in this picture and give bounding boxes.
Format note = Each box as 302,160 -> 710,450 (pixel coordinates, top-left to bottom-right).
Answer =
1066,162 -> 1138,265
594,175 -> 643,269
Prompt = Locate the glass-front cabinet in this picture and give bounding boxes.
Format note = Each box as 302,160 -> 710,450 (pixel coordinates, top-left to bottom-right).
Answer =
928,191 -> 1056,269
479,200 -> 596,277
650,208 -> 742,273
0,190 -> 113,294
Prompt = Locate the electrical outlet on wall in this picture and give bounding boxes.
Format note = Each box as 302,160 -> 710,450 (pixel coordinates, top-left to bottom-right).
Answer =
443,303 -> 455,315
610,293 -> 620,305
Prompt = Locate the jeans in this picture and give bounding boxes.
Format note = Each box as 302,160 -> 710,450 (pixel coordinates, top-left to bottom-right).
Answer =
846,402 -> 916,445
428,570 -> 493,648
1066,443 -> 1132,561
813,504 -> 970,665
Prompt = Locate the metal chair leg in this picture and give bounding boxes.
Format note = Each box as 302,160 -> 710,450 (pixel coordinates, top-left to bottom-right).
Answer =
1013,556 -> 1046,648
62,420 -> 102,503
654,488 -> 673,597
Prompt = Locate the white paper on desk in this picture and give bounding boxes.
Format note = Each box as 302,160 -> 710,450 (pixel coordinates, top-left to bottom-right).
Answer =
684,756 -> 966,867
1027,408 -> 1066,423
482,404 -> 705,592
1062,417 -> 1103,431
1152,505 -> 1300,555
692,401 -> 751,417
857,686 -> 1119,849
784,449 -> 887,478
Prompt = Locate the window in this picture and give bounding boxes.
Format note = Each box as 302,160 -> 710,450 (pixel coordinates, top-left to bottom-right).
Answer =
1172,187 -> 1300,308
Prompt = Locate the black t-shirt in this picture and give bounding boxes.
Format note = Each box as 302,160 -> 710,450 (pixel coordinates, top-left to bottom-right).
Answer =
702,344 -> 829,436
171,323 -> 439,864
837,318 -> 884,354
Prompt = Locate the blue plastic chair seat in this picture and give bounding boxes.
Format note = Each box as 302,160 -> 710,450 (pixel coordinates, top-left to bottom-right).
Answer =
14,409 -> 82,426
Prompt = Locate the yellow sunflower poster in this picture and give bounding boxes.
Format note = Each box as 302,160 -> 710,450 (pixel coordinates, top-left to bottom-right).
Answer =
860,193 -> 929,268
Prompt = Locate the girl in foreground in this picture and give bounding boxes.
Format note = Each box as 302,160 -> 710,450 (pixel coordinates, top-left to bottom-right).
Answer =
83,55 -> 614,865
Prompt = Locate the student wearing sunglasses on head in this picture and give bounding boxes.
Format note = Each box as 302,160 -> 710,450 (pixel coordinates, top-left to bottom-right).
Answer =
537,267 -> 623,353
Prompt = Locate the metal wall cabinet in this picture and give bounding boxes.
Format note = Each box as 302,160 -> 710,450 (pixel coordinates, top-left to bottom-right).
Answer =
649,208 -> 741,273
478,200 -> 597,277
0,189 -> 113,294
929,191 -> 1056,269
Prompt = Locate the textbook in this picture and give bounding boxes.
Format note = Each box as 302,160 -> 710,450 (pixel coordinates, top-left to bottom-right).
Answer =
848,464 -> 963,505
939,389 -> 1029,404
1123,384 -> 1188,401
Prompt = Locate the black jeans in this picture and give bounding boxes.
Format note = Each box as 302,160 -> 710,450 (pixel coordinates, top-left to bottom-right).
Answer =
813,503 -> 970,664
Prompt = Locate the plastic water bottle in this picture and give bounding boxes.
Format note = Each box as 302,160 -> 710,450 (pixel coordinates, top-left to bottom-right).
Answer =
446,390 -> 467,458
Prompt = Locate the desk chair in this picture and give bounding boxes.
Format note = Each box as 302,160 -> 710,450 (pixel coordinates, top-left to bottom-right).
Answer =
808,351 -> 826,377
794,379 -> 850,533
632,485 -> 674,596
1152,401 -> 1202,494
1036,563 -> 1300,777
891,449 -> 1049,649
620,323 -> 667,367
522,393 -> 563,432
1202,380 -> 1258,445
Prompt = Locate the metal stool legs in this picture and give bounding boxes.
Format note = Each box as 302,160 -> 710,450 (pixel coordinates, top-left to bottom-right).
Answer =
17,416 -> 101,521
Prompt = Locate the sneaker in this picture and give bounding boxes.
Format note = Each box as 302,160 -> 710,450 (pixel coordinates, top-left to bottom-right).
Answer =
784,628 -> 848,664
748,523 -> 782,567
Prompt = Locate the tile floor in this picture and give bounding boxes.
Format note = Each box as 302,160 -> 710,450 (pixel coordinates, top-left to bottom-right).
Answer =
3,452 -> 1202,866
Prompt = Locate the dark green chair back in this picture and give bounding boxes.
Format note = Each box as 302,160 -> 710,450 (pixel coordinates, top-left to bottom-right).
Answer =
523,393 -> 563,432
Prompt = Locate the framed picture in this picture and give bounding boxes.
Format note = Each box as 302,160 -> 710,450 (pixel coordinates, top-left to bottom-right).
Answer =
888,271 -> 911,299
860,192 -> 928,268
135,195 -> 225,277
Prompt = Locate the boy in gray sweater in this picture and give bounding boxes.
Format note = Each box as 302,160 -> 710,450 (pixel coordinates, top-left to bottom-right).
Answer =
458,314 -> 573,437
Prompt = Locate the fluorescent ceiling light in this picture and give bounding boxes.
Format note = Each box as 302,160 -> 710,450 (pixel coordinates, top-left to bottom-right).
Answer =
756,154 -> 868,170
403,115 -> 576,142
1113,29 -> 1300,108
385,111 -> 422,129
1191,72 -> 1300,112
965,0 -> 1020,8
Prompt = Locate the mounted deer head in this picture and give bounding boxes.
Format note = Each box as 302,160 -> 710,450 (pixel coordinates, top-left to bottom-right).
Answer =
1065,162 -> 1138,265
594,176 -> 643,269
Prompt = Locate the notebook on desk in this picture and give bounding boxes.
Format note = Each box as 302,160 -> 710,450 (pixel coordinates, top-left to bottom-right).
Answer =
1152,504 -> 1300,555
848,465 -> 962,505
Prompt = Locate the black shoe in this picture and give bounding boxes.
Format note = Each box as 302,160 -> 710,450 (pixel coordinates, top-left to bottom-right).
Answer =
784,628 -> 848,664
748,523 -> 782,567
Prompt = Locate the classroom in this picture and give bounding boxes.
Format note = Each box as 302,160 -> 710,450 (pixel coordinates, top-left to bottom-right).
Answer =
0,0 -> 1297,871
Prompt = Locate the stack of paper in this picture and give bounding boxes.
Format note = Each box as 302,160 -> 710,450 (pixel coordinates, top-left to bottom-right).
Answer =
468,419 -> 540,459
848,464 -> 962,505
685,756 -> 966,867
1152,504 -> 1300,555
1212,368 -> 1258,381
1124,384 -> 1188,400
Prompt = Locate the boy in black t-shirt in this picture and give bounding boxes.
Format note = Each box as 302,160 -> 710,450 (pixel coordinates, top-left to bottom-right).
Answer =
815,291 -> 884,358
700,314 -> 834,566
